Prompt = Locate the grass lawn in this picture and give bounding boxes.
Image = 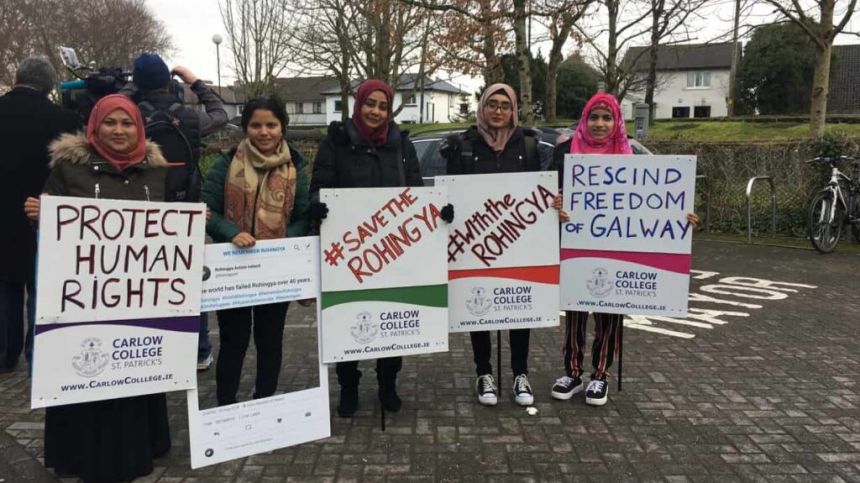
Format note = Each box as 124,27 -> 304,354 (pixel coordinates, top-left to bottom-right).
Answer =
396,119 -> 860,141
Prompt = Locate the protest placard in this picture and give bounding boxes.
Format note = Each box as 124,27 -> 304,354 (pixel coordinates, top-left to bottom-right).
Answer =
319,187 -> 449,362
187,239 -> 329,469
561,155 -> 696,316
31,195 -> 205,408
201,237 -> 318,311
435,172 -> 560,332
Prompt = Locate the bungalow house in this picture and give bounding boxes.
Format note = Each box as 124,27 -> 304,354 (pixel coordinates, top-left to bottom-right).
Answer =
620,42 -> 735,120
181,82 -> 244,120
320,74 -> 474,125
274,76 -> 341,126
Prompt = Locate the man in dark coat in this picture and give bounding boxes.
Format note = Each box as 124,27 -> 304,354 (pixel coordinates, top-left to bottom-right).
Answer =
0,57 -> 80,371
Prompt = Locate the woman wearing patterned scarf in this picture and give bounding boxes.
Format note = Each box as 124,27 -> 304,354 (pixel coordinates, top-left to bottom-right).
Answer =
202,96 -> 310,406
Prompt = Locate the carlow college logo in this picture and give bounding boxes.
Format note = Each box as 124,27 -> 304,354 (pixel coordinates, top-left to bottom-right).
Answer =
72,337 -> 109,378
586,268 -> 614,299
465,287 -> 493,316
350,312 -> 378,344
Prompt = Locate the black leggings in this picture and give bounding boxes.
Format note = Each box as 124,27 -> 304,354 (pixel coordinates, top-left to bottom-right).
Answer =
470,329 -> 530,377
215,302 -> 290,405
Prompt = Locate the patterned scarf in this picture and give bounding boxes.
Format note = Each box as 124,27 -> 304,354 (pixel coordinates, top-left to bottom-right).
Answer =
225,138 -> 297,240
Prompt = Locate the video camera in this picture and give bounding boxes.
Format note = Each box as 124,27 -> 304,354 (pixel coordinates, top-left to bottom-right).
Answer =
57,47 -> 184,121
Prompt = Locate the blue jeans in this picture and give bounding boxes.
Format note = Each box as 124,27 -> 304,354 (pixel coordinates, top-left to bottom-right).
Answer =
198,312 -> 212,361
0,278 -> 35,370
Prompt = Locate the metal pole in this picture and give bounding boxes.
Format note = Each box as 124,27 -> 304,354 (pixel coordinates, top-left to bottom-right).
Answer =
216,44 -> 221,93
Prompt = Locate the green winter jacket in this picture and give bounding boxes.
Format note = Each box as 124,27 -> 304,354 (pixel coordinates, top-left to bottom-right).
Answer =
202,143 -> 311,243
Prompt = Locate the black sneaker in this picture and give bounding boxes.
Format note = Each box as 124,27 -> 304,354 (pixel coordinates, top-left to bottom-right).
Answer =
585,376 -> 609,406
513,374 -> 534,406
476,374 -> 498,406
379,388 -> 402,412
551,375 -> 584,400
337,386 -> 359,417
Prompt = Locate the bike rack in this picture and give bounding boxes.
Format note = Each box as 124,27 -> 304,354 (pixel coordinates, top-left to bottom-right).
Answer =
696,174 -> 711,233
745,176 -> 776,243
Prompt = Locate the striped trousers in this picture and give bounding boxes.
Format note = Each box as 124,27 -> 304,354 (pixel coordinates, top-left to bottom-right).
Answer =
562,311 -> 623,379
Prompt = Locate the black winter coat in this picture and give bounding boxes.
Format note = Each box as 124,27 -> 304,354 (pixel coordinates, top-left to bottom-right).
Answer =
441,126 -> 545,175
309,120 -> 423,201
0,88 -> 80,281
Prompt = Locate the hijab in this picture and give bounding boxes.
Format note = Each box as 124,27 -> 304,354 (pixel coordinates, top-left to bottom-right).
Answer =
476,83 -> 518,152
570,92 -> 632,155
351,79 -> 394,148
86,94 -> 147,170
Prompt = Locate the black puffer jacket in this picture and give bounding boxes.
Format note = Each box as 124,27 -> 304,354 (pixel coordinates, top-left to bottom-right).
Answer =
441,126 -> 545,175
309,120 -> 423,202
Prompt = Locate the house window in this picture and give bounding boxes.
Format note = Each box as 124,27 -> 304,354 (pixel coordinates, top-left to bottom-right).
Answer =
285,103 -> 296,114
296,102 -> 304,114
672,106 -> 690,118
694,106 -> 711,118
334,100 -> 343,112
313,101 -> 322,114
405,94 -> 417,106
686,71 -> 711,88
459,103 -> 469,115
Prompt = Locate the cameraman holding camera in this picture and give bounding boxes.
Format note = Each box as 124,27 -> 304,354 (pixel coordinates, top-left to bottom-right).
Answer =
124,52 -> 228,371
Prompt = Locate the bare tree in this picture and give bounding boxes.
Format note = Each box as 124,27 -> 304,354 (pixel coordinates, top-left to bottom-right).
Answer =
642,0 -> 706,121
219,0 -> 299,97
760,0 -> 858,136
578,0 -> 654,100
536,0 -> 593,121
400,0 -> 513,86
0,0 -> 172,87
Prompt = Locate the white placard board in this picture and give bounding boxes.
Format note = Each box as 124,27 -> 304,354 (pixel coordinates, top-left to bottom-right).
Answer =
32,196 -> 205,408
560,155 -> 696,316
435,172 -> 560,332
319,187 -> 449,362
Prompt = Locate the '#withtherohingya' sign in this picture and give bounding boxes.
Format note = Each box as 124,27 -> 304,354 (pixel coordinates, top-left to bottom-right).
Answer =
319,187 -> 449,362
561,155 -> 696,316
31,196 -> 205,408
435,172 -> 560,332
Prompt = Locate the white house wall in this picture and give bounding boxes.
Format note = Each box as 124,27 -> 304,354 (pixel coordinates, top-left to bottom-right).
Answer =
622,69 -> 730,120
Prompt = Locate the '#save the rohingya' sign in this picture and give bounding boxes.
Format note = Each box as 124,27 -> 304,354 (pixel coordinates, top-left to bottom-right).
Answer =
435,172 -> 560,332
319,187 -> 449,362
32,195 -> 205,408
561,155 -> 696,316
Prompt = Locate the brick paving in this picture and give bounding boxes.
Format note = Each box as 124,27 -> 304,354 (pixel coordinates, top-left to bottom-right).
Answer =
1,239 -> 859,482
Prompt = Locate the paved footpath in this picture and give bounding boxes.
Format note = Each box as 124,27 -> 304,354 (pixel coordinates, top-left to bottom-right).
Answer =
1,240 -> 858,482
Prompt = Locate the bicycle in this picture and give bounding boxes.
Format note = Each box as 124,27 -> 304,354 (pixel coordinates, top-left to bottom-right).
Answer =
807,155 -> 860,253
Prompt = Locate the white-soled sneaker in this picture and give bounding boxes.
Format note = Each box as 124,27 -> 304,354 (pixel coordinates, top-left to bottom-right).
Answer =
513,374 -> 534,406
196,354 -> 213,371
551,375 -> 584,400
585,376 -> 609,406
476,374 -> 498,406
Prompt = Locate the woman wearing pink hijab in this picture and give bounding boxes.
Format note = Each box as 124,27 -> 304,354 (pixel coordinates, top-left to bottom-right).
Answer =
550,93 -> 696,407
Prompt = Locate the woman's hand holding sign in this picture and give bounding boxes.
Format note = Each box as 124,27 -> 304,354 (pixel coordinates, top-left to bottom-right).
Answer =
552,193 -> 570,223
687,212 -> 699,227
231,232 -> 256,248
24,196 -> 40,222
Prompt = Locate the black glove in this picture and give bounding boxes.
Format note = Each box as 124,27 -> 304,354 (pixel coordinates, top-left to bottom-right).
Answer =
309,201 -> 329,222
440,203 -> 454,223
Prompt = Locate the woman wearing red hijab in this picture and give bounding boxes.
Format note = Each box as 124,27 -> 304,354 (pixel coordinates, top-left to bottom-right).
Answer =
309,80 -> 426,417
549,93 -> 696,407
25,94 -> 172,482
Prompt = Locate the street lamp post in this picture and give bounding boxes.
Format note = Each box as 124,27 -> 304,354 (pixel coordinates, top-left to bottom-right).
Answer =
212,34 -> 223,94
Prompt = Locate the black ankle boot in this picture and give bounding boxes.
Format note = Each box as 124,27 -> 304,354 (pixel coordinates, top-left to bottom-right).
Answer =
378,387 -> 401,412
337,386 -> 359,417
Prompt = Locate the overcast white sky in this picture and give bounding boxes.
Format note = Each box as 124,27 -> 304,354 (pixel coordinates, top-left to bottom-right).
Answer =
145,0 -> 858,94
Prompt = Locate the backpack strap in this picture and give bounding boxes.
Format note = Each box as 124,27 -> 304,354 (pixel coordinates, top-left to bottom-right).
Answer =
138,100 -> 156,122
524,133 -> 538,170
459,135 -> 474,174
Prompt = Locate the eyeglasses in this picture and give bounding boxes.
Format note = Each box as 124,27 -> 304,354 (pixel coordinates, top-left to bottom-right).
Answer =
485,100 -> 513,112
